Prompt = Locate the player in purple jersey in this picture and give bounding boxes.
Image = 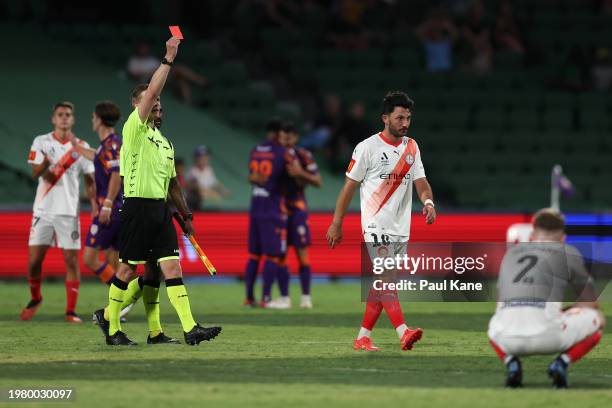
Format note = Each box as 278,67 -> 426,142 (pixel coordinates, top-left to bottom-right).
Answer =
69,101 -> 124,284
268,122 -> 322,309
244,118 -> 306,307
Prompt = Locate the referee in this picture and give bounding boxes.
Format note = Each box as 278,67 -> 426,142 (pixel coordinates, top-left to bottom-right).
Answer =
106,36 -> 221,346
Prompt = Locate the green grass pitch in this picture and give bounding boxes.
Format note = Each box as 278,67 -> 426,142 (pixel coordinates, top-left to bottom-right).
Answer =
0,280 -> 610,408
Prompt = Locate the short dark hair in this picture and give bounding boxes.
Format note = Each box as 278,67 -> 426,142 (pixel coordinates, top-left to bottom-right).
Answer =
265,117 -> 283,133
381,91 -> 414,115
281,121 -> 296,133
131,84 -> 149,103
53,101 -> 74,114
95,101 -> 121,127
533,208 -> 565,232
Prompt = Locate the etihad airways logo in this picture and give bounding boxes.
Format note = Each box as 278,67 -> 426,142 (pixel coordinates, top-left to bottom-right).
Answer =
379,173 -> 410,180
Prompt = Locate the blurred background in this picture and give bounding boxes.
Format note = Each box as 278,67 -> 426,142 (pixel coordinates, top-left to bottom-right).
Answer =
0,0 -> 611,211
0,0 -> 611,276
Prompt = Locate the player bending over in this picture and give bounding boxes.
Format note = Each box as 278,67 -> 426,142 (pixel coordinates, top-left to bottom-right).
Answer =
105,36 -> 221,346
268,122 -> 321,309
488,208 -> 605,388
326,91 -> 437,351
22,101 -> 96,323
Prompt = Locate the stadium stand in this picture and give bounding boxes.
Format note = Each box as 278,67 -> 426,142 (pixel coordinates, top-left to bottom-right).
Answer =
0,0 -> 610,211
0,22 -> 345,210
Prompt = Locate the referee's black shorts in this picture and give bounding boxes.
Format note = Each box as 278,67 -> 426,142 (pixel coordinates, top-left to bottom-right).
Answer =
118,198 -> 179,265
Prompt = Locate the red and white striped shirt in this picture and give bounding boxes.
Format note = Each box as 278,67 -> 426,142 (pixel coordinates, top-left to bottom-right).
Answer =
28,132 -> 94,216
346,132 -> 426,238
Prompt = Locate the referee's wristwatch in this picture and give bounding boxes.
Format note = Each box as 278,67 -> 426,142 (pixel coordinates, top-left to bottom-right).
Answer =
161,57 -> 174,66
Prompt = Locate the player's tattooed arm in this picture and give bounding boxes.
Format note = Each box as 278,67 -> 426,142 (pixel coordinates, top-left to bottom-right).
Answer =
286,156 -> 322,187
414,177 -> 436,224
168,177 -> 195,235
99,172 -> 121,225
326,177 -> 360,248
138,37 -> 180,123
84,173 -> 98,217
300,172 -> 322,188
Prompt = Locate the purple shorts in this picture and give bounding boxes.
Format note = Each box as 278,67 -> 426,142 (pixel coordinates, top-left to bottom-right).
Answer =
86,210 -> 121,250
248,215 -> 287,257
287,210 -> 311,248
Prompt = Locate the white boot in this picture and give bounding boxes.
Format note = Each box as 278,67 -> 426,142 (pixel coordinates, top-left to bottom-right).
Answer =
267,296 -> 292,309
300,295 -> 313,309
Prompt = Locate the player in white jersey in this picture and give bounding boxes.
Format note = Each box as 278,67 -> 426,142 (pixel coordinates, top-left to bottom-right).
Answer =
326,91 -> 437,351
20,101 -> 96,323
488,209 -> 605,388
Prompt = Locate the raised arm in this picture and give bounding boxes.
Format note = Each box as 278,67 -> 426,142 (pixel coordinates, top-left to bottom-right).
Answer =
414,177 -> 436,224
137,37 -> 180,123
326,177 -> 360,248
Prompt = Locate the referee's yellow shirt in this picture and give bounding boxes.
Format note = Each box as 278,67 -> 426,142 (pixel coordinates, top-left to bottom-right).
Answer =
120,108 -> 175,199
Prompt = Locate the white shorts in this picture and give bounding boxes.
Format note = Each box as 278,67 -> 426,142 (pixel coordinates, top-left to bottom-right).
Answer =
28,213 -> 81,250
488,306 -> 602,356
363,232 -> 408,262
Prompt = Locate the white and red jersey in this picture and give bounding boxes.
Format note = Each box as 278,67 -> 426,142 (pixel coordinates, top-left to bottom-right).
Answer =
346,132 -> 426,238
28,132 -> 94,217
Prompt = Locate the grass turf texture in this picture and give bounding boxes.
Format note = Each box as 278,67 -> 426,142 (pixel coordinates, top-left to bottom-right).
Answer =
0,280 -> 610,408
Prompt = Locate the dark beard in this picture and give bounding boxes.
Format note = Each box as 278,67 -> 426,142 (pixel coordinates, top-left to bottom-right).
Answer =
388,125 -> 405,138
154,118 -> 163,129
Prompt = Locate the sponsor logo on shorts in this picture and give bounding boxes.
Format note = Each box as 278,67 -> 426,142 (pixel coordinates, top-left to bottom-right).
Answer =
90,224 -> 98,236
376,246 -> 389,257
71,231 -> 80,240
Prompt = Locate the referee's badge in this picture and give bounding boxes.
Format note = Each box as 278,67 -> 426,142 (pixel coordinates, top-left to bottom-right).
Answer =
405,154 -> 415,165
71,151 -> 79,159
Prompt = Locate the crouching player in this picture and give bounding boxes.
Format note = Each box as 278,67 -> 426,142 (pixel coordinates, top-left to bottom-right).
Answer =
488,208 -> 606,388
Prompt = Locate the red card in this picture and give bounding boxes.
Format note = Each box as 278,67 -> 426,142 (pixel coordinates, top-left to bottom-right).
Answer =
169,26 -> 184,40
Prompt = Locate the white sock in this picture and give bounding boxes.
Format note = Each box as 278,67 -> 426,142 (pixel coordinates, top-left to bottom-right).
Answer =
395,323 -> 408,338
357,327 -> 371,339
560,353 -> 571,365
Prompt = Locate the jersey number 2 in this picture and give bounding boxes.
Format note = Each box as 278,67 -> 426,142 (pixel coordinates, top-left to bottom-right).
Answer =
513,255 -> 538,283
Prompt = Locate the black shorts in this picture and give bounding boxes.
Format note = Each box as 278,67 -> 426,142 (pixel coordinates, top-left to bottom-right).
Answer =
118,198 -> 179,265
